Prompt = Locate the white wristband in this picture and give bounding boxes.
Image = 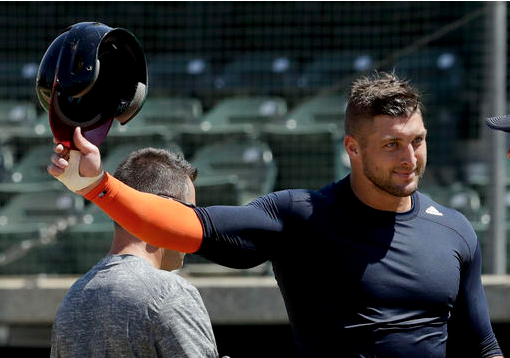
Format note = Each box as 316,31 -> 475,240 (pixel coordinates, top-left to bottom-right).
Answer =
55,150 -> 104,192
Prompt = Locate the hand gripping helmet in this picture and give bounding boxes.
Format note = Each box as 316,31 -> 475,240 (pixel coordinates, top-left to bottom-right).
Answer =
36,22 -> 148,148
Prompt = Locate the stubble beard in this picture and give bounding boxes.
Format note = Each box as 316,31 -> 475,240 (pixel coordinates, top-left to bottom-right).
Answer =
362,158 -> 425,198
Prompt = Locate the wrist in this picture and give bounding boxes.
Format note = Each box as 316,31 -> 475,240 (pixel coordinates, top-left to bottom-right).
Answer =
76,172 -> 106,196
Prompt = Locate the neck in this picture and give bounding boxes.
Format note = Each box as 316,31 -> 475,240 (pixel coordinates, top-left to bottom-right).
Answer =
109,229 -> 163,269
349,173 -> 413,212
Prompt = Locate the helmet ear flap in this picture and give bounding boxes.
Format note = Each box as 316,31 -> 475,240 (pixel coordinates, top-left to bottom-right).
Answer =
115,82 -> 147,124
103,28 -> 148,125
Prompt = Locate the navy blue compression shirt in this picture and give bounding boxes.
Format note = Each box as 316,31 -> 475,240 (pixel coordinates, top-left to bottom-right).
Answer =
195,176 -> 502,358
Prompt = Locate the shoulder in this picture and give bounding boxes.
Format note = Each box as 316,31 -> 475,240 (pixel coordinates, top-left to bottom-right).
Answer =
250,180 -> 345,223
416,191 -> 478,255
127,261 -> 200,300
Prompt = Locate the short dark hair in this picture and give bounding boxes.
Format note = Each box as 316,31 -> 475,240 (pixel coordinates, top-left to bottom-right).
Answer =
345,71 -> 423,138
113,147 -> 198,201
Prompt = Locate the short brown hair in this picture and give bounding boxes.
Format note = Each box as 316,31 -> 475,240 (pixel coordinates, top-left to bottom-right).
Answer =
114,147 -> 198,201
345,71 -> 423,138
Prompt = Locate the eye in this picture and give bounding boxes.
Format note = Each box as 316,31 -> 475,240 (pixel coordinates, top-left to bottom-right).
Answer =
384,141 -> 397,148
413,136 -> 424,144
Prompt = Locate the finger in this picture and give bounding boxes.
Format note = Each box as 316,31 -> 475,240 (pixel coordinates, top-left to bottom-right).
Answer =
54,145 -> 70,162
54,142 -> 70,156
47,163 -> 65,177
73,127 -> 96,153
51,153 -> 69,168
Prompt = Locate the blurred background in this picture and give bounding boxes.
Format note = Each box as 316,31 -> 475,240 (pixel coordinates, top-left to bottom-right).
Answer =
0,1 -> 508,357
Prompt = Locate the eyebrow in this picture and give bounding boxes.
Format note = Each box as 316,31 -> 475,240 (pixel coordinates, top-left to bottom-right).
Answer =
381,130 -> 427,141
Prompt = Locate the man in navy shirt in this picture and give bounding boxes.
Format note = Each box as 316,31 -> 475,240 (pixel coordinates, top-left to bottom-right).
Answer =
48,72 -> 504,357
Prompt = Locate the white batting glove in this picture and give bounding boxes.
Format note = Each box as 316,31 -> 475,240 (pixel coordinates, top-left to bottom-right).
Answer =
55,150 -> 104,193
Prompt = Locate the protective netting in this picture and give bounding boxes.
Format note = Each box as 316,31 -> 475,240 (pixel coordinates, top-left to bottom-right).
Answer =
0,2 -> 506,274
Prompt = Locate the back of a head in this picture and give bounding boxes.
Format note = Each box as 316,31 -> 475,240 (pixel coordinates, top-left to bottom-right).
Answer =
111,148 -> 198,269
345,71 -> 423,138
113,147 -> 197,209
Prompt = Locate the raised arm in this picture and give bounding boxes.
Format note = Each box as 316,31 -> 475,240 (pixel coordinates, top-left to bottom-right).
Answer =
47,127 -> 204,253
85,172 -> 203,253
47,127 -> 277,266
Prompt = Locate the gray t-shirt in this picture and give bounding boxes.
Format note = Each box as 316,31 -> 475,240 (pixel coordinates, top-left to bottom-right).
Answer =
51,254 -> 219,358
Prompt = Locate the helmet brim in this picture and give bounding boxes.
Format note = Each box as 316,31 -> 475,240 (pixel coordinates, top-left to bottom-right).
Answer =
486,114 -> 510,133
49,84 -> 114,148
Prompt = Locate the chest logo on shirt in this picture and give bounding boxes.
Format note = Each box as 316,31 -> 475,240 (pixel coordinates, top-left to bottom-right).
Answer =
425,205 -> 443,216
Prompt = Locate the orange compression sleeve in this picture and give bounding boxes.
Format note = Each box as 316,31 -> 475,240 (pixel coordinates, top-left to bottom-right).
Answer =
84,172 -> 203,253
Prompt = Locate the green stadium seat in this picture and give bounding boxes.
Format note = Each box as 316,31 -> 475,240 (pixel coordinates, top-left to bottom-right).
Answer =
0,100 -> 37,126
0,144 -> 65,206
464,160 -> 510,189
59,204 -> 114,274
0,60 -> 39,101
178,122 -> 256,160
147,53 -> 216,99
0,191 -> 85,274
215,52 -> 301,97
0,145 -> 14,184
282,93 -> 348,126
298,51 -> 374,92
136,97 -> 203,127
178,96 -> 286,158
102,141 -> 184,174
0,190 -> 84,225
201,96 -> 287,126
0,101 -> 38,146
261,122 -> 348,190
192,138 -> 277,204
4,112 -> 53,162
103,116 -> 171,155
194,174 -> 242,207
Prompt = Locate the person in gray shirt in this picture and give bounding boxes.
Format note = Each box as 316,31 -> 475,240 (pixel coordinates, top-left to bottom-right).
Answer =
51,148 -> 219,358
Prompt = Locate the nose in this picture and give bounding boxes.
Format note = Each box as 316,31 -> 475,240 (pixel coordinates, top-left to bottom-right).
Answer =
401,143 -> 418,168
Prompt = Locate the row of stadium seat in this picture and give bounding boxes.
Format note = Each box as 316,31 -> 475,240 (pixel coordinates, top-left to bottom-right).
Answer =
0,129 -> 349,207
0,47 -> 465,103
0,94 -> 346,133
0,90 -> 462,176
0,173 -> 504,275
0,137 -> 506,275
0,95 -> 351,197
0,90 -> 502,197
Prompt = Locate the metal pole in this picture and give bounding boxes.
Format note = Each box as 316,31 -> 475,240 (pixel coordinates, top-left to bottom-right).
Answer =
485,1 -> 507,274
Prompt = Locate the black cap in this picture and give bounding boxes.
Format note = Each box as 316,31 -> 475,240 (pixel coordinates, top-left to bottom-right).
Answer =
486,114 -> 510,133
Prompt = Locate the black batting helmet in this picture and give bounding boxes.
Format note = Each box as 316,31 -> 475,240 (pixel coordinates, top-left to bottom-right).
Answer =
36,22 -> 148,148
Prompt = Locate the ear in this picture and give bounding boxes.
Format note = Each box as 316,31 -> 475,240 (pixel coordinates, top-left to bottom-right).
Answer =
344,135 -> 360,158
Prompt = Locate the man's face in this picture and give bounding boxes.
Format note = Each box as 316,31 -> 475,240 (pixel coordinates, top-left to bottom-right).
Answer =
358,111 -> 427,198
160,176 -> 196,271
